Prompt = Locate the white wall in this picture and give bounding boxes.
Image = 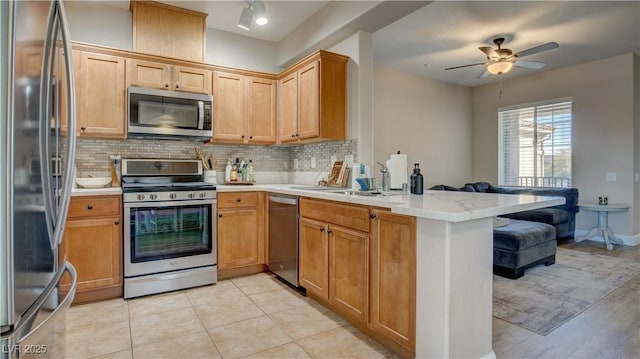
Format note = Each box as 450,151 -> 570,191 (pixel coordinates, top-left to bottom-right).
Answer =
634,54 -> 640,235
472,53 -> 637,239
205,28 -> 279,74
66,1 -> 132,50
373,65 -> 473,187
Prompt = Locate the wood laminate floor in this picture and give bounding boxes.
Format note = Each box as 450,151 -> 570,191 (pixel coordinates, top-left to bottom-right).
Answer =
493,239 -> 640,358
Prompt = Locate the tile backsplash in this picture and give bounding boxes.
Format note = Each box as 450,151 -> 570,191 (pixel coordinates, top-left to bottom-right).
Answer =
75,138 -> 357,175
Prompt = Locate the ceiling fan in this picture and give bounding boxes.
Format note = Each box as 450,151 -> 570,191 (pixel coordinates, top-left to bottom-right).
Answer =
445,37 -> 559,79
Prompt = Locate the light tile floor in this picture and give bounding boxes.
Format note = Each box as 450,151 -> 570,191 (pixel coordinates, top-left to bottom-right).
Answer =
65,273 -> 400,359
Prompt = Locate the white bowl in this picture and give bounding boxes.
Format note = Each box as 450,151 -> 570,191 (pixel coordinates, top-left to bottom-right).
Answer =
76,177 -> 111,188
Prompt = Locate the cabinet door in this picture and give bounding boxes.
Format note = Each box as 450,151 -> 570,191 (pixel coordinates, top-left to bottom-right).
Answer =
212,71 -> 247,143
247,76 -> 276,144
217,208 -> 259,269
127,59 -> 171,89
77,52 -> 126,138
60,217 -> 122,293
329,225 -> 368,323
173,66 -> 212,94
299,217 -> 329,299
277,72 -> 298,143
369,210 -> 416,351
297,60 -> 320,140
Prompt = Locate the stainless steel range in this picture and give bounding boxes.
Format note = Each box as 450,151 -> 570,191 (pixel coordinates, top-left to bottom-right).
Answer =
121,159 -> 217,299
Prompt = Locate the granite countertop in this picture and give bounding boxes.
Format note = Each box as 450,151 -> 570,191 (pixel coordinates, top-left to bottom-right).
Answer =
217,184 -> 565,222
71,186 -> 122,196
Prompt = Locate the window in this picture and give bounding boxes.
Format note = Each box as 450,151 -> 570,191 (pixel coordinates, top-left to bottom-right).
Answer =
499,98 -> 572,187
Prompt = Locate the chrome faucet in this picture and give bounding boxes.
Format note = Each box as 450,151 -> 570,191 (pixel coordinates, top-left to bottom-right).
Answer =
377,161 -> 390,192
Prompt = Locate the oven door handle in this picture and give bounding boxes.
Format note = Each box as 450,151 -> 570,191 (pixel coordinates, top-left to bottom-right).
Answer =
124,199 -> 216,208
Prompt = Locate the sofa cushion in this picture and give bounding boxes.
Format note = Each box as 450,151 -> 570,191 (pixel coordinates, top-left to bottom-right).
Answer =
500,208 -> 569,226
493,219 -> 556,251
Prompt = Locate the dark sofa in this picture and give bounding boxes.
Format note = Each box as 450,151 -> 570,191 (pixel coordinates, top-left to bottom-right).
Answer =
429,182 -> 579,240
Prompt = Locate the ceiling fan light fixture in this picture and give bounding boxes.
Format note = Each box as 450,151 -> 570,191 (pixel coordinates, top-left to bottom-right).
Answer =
487,60 -> 513,75
237,5 -> 253,30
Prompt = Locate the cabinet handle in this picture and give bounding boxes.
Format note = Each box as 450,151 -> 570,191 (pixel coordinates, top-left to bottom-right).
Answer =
87,205 -> 93,210
80,127 -> 86,131
370,213 -> 377,219
165,83 -> 169,88
249,135 -> 253,139
236,198 -> 241,202
218,214 -> 223,218
295,134 -> 300,137
291,134 -> 295,138
176,84 -> 179,89
320,227 -> 325,232
241,135 -> 245,139
114,220 -> 119,225
327,229 -> 333,234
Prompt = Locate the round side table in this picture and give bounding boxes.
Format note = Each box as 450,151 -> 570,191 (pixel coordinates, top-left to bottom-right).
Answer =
576,203 -> 630,250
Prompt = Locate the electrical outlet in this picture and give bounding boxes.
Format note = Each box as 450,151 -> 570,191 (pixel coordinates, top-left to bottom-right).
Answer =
606,173 -> 617,182
311,157 -> 316,169
344,154 -> 354,167
293,159 -> 299,169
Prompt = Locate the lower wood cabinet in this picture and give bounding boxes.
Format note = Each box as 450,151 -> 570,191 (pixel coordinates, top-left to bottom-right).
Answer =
217,192 -> 265,275
299,198 -> 369,324
61,195 -> 122,304
299,198 -> 416,358
369,209 -> 417,354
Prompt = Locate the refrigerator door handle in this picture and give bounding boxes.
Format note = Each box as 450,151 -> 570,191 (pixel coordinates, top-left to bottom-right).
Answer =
52,0 -> 77,247
39,0 -> 58,245
18,262 -> 77,348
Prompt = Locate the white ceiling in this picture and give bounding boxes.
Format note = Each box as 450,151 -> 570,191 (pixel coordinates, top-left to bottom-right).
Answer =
373,1 -> 640,87
112,1 -> 640,87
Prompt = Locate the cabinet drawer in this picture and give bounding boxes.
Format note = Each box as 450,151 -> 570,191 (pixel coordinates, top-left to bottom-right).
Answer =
300,198 -> 369,232
218,192 -> 259,208
68,196 -> 121,218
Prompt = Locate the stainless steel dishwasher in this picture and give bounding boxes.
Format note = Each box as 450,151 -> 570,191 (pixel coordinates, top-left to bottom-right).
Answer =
268,193 -> 303,292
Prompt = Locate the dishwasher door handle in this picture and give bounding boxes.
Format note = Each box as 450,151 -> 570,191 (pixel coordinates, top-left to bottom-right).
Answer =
269,196 -> 298,206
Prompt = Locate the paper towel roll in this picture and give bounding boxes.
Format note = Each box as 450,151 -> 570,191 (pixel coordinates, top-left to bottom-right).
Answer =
389,153 -> 408,189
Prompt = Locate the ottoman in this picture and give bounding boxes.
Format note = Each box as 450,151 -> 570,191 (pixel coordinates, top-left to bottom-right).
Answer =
493,219 -> 557,279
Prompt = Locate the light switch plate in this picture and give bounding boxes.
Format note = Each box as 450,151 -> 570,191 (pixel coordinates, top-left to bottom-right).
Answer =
605,173 -> 617,182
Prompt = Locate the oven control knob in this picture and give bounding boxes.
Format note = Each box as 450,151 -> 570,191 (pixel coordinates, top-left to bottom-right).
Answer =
137,194 -> 145,201
199,192 -> 205,198
188,193 -> 194,199
149,194 -> 157,200
169,193 -> 177,199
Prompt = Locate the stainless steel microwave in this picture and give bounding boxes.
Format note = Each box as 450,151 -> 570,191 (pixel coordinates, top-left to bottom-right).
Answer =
128,87 -> 213,140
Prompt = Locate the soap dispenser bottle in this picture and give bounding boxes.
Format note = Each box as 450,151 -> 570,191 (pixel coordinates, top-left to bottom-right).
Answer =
224,160 -> 232,183
410,163 -> 424,194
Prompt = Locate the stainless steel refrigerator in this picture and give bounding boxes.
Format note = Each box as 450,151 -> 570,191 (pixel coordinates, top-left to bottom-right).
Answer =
1,1 -> 77,358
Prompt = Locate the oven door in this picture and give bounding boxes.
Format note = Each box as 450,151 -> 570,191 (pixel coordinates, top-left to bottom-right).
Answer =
123,198 -> 217,277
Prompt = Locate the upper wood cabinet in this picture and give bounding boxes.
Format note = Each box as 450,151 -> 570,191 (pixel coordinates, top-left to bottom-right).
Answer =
277,50 -> 348,144
75,50 -> 126,138
127,59 -> 212,94
212,70 -> 276,145
130,0 -> 206,62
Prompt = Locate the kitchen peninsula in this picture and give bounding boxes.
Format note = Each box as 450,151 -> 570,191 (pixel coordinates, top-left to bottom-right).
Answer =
217,185 -> 565,358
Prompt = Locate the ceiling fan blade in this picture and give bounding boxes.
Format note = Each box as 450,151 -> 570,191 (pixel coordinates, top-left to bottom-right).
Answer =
477,69 -> 490,79
444,62 -> 486,71
479,46 -> 498,60
514,42 -> 559,58
514,60 -> 547,69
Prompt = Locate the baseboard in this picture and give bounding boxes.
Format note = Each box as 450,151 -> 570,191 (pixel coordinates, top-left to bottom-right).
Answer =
574,229 -> 640,246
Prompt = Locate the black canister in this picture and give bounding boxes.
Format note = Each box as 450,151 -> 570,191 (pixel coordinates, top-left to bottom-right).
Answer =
410,163 -> 424,194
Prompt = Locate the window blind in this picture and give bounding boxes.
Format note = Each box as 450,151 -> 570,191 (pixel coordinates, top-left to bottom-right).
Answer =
498,99 -> 572,188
